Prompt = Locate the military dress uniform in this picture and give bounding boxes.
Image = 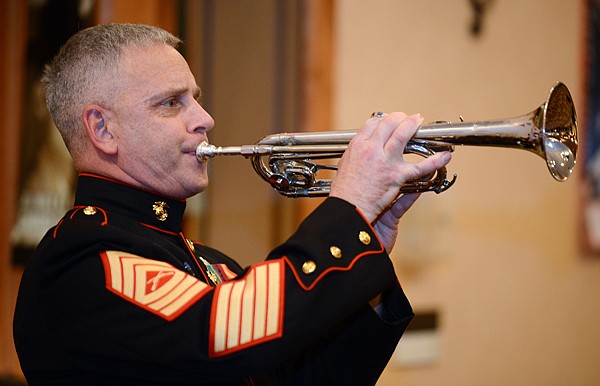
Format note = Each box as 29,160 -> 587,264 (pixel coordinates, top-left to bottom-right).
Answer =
14,173 -> 414,386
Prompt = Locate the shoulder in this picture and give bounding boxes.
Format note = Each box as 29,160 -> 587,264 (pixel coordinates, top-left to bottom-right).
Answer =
52,205 -> 149,240
36,205 -> 156,265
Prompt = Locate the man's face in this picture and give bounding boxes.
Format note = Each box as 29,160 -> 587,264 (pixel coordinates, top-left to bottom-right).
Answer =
108,43 -> 214,199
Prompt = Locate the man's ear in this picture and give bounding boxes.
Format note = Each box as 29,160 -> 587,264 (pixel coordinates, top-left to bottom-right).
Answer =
82,105 -> 117,155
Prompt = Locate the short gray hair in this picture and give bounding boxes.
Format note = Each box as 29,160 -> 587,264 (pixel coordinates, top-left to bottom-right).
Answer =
42,23 -> 181,157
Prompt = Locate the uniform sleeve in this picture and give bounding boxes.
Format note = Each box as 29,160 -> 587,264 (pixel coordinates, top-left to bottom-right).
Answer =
251,283 -> 413,385
36,197 -> 412,384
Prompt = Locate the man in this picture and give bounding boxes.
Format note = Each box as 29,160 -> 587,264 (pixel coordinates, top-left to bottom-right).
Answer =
13,23 -> 450,385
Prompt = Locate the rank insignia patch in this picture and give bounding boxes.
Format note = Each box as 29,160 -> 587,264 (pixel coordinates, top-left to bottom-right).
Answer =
209,259 -> 285,357
100,251 -> 211,321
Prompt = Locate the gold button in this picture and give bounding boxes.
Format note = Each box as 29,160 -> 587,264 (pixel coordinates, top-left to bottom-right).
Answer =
83,206 -> 97,216
302,260 -> 316,274
359,231 -> 371,245
330,246 -> 342,259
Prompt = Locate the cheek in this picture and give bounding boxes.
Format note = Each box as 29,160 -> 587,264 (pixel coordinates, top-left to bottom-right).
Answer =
144,138 -> 178,169
119,131 -> 172,173
117,117 -> 186,168
132,121 -> 175,156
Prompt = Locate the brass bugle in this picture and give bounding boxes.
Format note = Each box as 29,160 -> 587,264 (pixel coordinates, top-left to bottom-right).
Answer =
197,81 -> 578,197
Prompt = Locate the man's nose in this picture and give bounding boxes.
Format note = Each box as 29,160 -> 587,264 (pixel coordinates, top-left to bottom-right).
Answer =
190,104 -> 214,134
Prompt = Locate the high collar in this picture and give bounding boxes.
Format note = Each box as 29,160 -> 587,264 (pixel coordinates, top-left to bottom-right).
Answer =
74,173 -> 187,233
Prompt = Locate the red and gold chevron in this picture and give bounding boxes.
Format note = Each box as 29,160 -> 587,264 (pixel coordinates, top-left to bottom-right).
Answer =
100,250 -> 211,321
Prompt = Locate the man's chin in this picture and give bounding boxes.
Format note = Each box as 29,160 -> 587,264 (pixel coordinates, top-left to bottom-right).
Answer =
188,177 -> 209,198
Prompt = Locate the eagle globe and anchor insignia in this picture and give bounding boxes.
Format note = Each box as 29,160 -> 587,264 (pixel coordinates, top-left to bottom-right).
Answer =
152,201 -> 169,221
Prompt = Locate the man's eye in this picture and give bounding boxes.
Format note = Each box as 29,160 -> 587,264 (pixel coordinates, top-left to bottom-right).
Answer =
161,98 -> 179,108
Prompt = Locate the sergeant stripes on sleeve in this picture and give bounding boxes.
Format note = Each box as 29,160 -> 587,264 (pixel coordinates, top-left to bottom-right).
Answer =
100,251 -> 211,321
209,260 -> 285,357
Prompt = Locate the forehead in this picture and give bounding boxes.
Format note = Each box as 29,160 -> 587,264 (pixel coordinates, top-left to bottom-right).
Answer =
118,43 -> 197,95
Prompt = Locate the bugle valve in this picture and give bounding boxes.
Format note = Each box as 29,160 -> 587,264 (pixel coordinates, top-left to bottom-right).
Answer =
196,81 -> 578,197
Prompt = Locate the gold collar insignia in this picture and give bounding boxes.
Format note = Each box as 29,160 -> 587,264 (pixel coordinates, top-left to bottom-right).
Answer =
152,201 -> 169,221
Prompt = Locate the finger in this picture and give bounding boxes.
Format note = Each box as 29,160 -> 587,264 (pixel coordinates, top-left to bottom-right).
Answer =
398,151 -> 452,184
369,112 -> 409,146
372,192 -> 421,226
388,193 -> 420,219
383,113 -> 424,160
353,112 -> 390,141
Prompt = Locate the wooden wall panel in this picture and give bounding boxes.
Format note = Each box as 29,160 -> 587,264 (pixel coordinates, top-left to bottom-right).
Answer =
96,0 -> 178,32
298,0 -> 334,220
0,0 -> 27,379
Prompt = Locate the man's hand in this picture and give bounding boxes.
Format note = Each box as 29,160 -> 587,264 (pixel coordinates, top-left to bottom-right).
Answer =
329,112 -> 451,252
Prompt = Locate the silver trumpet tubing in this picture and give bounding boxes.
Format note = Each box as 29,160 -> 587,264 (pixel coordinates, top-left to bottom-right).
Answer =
196,81 -> 578,197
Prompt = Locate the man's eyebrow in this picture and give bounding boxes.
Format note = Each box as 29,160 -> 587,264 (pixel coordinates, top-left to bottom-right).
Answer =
147,85 -> 202,104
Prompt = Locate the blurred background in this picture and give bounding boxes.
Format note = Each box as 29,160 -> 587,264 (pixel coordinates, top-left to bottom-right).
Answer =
1,0 -> 598,385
